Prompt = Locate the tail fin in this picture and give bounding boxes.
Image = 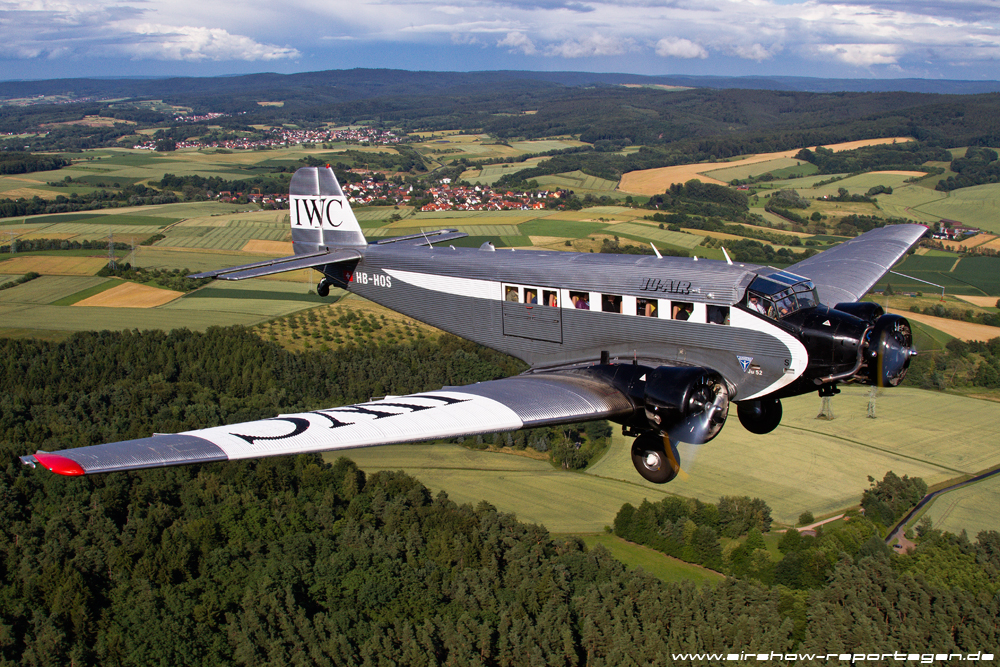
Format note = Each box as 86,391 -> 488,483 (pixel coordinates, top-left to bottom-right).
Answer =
290,166 -> 366,255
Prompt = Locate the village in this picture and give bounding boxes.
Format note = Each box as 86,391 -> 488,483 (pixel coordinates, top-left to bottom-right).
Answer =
133,124 -> 403,151
222,174 -> 564,211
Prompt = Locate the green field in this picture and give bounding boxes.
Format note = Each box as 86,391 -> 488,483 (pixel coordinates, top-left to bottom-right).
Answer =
922,474 -> 1000,536
579,534 -> 724,586
808,172 -> 926,198
153,225 -> 287,250
535,171 -> 621,196
703,157 -> 810,183
0,275 -> 109,305
518,219 -> 609,238
165,279 -> 325,317
913,183 -> 1000,233
610,223 -> 706,250
872,253 -> 999,296
342,385 -> 1000,531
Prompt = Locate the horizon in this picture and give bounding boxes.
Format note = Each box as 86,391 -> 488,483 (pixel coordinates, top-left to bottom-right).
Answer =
2,0 -> 999,83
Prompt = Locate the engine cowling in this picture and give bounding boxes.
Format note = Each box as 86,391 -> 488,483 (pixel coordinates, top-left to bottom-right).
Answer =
643,367 -> 730,444
864,314 -> 915,387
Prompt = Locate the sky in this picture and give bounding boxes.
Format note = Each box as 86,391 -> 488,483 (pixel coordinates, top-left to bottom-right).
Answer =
1,0 -> 999,82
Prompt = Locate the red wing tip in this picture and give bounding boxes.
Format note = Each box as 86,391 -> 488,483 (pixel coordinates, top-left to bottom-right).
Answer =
33,452 -> 86,476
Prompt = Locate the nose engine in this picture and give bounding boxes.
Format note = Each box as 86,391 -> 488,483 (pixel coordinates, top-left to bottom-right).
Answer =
864,314 -> 916,387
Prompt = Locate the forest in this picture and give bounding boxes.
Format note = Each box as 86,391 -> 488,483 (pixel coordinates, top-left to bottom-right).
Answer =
1,328 -> 998,664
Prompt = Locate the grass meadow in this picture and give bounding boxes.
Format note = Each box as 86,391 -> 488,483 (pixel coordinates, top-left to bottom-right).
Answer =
579,534 -> 725,586
340,385 -> 999,531
922,473 -> 1000,536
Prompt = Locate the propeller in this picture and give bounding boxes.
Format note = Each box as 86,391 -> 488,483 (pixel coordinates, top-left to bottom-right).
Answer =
670,377 -> 730,444
869,315 -> 916,387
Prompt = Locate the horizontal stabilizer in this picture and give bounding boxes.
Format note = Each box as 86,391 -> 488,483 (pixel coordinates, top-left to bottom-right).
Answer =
189,248 -> 362,281
375,229 -> 468,246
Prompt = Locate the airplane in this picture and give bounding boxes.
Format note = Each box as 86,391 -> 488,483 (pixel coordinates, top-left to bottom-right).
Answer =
20,166 -> 926,484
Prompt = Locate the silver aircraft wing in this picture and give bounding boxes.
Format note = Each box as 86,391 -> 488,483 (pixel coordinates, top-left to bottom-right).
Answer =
20,372 -> 635,476
785,224 -> 927,306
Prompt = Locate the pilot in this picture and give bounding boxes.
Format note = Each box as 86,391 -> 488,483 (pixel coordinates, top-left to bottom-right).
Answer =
748,295 -> 767,314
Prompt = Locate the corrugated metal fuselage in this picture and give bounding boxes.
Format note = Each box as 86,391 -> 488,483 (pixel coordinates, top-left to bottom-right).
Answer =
335,244 -> 807,402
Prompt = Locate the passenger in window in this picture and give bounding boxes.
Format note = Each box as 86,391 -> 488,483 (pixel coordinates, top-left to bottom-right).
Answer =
505,286 -> 519,302
637,298 -> 657,317
571,292 -> 590,310
673,302 -> 692,321
708,305 -> 729,325
545,290 -> 558,307
602,294 -> 622,313
525,289 -> 538,304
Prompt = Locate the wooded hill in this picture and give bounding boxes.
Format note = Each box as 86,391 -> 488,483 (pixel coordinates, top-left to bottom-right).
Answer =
1,328 -> 998,664
4,70 -> 1000,161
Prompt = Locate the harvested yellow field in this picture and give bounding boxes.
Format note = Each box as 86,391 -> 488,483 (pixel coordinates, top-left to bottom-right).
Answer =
955,295 -> 1000,308
0,256 -> 107,275
73,282 -> 182,308
889,308 -> 1000,342
619,137 -> 913,195
942,234 -> 996,251
3,188 -> 52,199
870,170 -> 926,177
243,240 -> 293,254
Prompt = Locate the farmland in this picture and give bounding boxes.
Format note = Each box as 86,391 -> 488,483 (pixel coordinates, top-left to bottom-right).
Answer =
343,385 -> 1000,531
2,137 -> 1000,540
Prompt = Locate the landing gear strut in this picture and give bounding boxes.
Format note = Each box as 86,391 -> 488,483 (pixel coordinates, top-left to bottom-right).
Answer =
630,431 -> 681,484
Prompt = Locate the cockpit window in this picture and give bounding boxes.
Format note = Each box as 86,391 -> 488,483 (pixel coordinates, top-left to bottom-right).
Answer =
745,274 -> 819,319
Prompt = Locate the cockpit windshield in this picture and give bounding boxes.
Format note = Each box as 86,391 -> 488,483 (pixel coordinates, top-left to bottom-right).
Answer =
744,272 -> 819,319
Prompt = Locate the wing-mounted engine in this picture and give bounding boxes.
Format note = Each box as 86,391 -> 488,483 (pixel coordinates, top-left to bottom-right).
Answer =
629,366 -> 730,484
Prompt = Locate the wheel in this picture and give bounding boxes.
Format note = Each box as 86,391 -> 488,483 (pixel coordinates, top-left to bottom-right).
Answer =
737,398 -> 782,434
631,431 -> 681,484
317,278 -> 330,297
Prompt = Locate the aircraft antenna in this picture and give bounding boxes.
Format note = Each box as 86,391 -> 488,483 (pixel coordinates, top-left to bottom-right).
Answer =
721,246 -> 733,265
650,243 -> 662,259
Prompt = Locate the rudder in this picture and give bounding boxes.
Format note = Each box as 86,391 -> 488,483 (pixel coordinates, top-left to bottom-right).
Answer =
289,166 -> 366,254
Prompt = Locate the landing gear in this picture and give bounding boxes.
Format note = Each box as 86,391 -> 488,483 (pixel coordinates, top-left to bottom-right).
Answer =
630,431 -> 681,484
736,397 -> 783,434
317,278 -> 331,297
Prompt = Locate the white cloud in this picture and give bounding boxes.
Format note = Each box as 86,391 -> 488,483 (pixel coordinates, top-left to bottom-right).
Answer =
545,34 -> 639,58
498,31 -> 537,54
127,24 -> 300,61
816,42 -> 901,65
655,37 -> 708,59
731,42 -> 777,61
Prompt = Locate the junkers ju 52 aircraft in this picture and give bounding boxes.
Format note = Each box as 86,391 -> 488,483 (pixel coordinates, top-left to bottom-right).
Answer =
22,167 -> 926,484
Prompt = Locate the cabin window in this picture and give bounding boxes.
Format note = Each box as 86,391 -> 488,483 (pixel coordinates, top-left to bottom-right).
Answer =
524,288 -> 539,305
505,285 -> 520,302
672,301 -> 693,321
707,305 -> 730,325
601,294 -> 623,313
637,298 -> 658,318
570,291 -> 591,310
543,290 -> 558,307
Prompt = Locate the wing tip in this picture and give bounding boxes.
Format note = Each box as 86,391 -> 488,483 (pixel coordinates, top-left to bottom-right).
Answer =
30,452 -> 86,476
